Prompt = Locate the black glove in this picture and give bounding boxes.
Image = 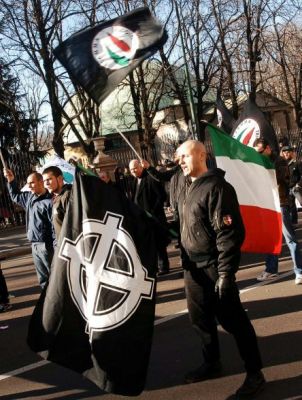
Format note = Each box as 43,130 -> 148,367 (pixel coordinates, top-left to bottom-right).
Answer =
215,273 -> 238,299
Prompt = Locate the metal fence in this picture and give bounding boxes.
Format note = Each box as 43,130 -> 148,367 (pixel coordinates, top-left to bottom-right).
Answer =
0,151 -> 40,229
1,127 -> 301,230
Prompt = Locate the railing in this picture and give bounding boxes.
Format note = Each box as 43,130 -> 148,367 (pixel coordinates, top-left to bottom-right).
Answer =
1,127 -> 301,231
0,151 -> 39,229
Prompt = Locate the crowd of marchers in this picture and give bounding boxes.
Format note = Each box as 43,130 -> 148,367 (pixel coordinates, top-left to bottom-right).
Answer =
0,137 -> 301,399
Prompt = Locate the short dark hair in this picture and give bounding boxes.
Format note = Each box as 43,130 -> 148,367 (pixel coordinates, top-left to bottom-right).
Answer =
42,166 -> 63,177
253,138 -> 269,148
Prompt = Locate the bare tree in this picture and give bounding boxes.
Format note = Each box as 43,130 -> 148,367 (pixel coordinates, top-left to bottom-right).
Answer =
263,11 -> 302,128
175,0 -> 220,140
0,0 -> 104,158
22,74 -> 53,152
207,0 -> 241,118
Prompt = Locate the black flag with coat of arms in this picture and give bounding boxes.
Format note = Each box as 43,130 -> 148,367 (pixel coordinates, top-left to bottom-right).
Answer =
53,7 -> 168,104
231,96 -> 279,152
216,94 -> 236,135
27,170 -> 158,396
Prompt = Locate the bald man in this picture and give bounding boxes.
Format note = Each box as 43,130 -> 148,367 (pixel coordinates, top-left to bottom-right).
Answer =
129,159 -> 170,274
4,168 -> 55,288
175,140 -> 265,398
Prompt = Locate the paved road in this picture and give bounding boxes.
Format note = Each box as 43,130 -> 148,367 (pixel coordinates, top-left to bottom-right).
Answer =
0,226 -> 302,400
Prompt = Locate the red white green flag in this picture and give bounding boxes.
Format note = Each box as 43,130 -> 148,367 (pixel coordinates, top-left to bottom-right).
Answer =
208,124 -> 282,254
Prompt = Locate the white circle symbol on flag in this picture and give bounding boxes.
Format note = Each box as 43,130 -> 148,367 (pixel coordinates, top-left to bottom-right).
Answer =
233,118 -> 260,147
92,25 -> 139,70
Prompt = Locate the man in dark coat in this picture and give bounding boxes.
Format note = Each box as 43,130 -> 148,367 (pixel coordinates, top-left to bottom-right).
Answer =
175,140 -> 265,399
281,145 -> 302,223
129,159 -> 170,274
42,166 -> 72,240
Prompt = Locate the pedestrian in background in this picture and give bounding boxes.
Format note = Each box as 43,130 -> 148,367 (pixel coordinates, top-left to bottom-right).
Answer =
99,170 -> 114,185
254,139 -> 302,285
176,140 -> 265,399
129,159 -> 170,275
42,166 -> 72,240
3,169 -> 55,288
280,145 -> 302,224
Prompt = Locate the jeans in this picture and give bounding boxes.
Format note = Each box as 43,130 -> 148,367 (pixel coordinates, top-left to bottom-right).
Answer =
265,206 -> 302,276
31,242 -> 54,288
184,265 -> 262,373
289,192 -> 298,224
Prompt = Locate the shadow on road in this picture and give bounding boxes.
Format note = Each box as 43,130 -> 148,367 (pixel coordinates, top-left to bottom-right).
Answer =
156,287 -> 185,304
225,374 -> 302,400
243,292 -> 302,320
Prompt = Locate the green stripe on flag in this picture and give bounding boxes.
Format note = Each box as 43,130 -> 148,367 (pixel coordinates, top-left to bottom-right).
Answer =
207,123 -> 274,169
77,163 -> 98,176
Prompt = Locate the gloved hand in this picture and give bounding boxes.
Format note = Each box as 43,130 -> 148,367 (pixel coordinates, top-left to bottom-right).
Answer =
215,273 -> 238,299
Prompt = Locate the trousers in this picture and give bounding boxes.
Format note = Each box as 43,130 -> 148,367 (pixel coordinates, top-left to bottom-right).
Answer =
31,242 -> 54,288
184,265 -> 262,373
265,206 -> 302,276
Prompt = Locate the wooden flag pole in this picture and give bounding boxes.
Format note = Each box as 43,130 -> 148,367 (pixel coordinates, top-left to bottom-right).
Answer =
0,148 -> 7,169
115,126 -> 143,162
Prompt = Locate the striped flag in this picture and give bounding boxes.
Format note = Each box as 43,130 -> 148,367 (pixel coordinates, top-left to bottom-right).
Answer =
208,124 -> 282,254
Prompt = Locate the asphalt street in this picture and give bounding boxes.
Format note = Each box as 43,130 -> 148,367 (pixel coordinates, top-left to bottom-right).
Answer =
0,224 -> 301,400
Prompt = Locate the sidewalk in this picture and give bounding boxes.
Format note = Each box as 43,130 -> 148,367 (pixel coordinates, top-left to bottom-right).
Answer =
0,225 -> 31,259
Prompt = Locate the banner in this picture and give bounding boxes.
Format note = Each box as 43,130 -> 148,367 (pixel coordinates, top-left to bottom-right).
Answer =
216,94 -> 235,135
231,96 -> 279,153
28,170 -> 158,395
54,7 -> 168,104
208,124 -> 282,254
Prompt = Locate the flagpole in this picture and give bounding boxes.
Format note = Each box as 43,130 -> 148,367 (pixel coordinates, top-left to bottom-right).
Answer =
115,126 -> 143,162
174,0 -> 200,141
0,148 -> 7,169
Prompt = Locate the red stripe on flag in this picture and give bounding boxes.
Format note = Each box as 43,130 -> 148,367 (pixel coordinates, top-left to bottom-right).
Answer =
240,205 -> 282,254
108,33 -> 131,52
242,127 -> 255,145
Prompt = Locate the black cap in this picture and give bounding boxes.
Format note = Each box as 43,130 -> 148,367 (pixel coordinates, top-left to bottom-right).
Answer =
281,145 -> 294,152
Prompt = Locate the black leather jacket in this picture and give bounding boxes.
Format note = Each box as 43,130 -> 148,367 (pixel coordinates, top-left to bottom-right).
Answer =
52,184 -> 72,239
178,168 -> 245,275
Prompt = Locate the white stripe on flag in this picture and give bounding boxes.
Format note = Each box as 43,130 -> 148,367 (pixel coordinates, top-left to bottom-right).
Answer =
216,156 -> 280,212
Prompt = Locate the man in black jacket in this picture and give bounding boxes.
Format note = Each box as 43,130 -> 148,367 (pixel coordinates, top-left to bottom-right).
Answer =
129,159 -> 170,274
42,166 -> 72,240
281,145 -> 302,223
176,140 -> 265,399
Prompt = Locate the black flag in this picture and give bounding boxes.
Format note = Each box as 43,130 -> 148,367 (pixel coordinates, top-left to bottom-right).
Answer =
27,170 -> 158,396
231,96 -> 278,152
53,7 -> 168,104
216,94 -> 235,135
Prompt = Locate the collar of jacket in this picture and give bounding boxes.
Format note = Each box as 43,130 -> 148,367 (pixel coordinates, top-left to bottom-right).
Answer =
139,169 -> 148,179
192,168 -> 225,184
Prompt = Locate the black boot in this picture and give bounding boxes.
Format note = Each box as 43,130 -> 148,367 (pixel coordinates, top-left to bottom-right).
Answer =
235,371 -> 265,399
184,361 -> 222,384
